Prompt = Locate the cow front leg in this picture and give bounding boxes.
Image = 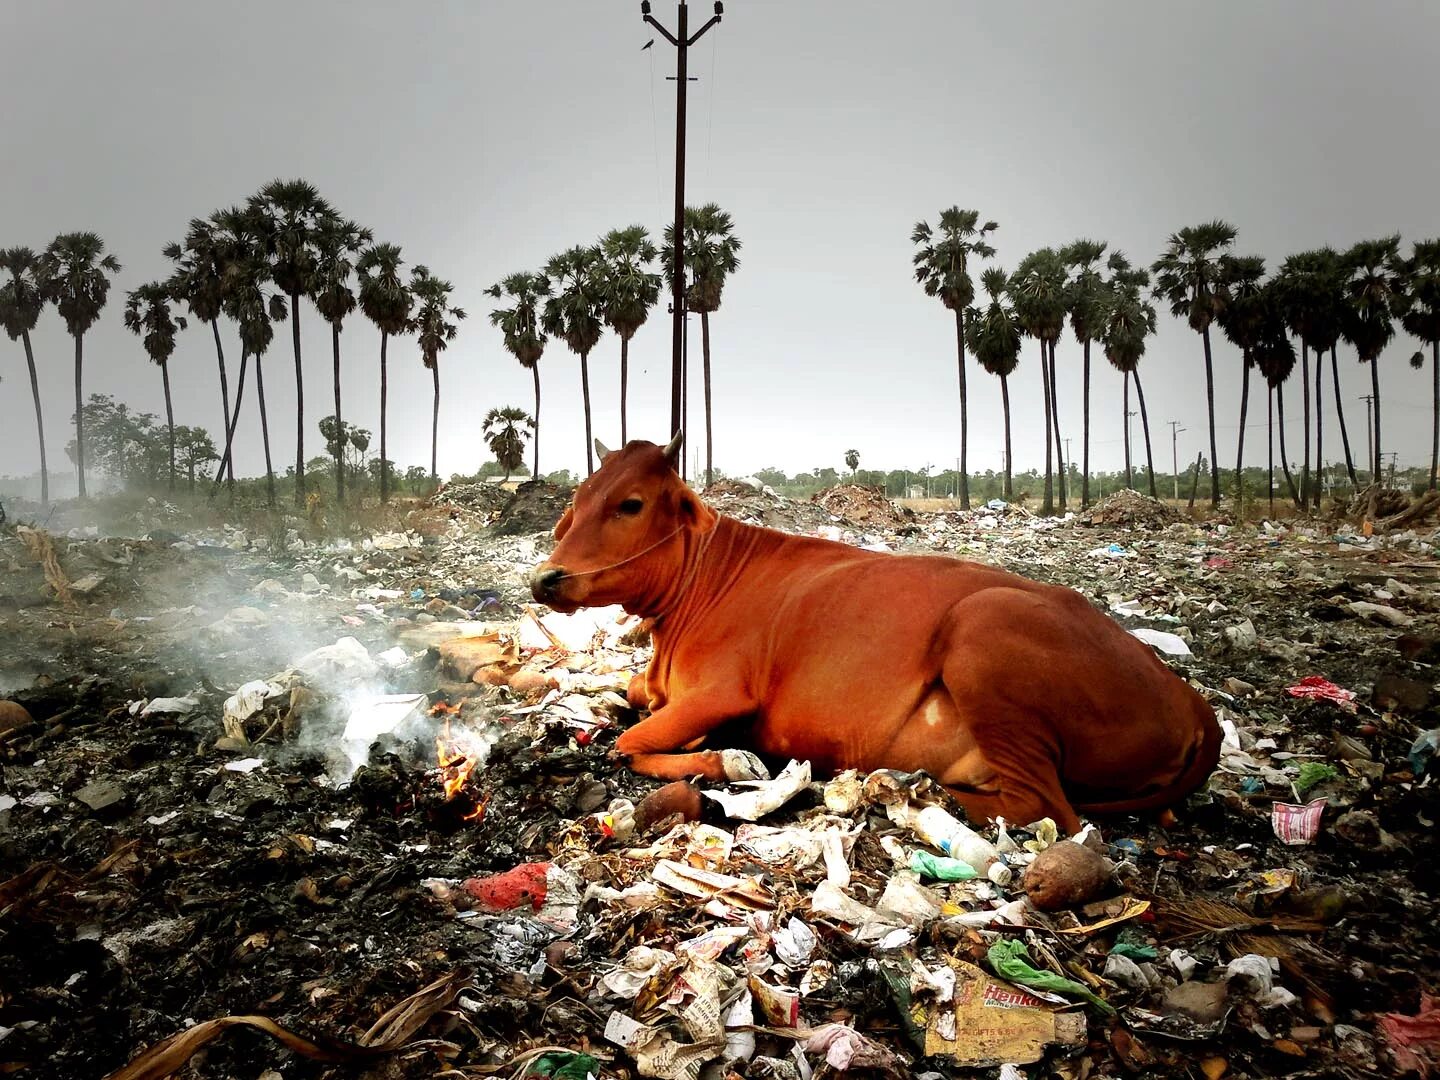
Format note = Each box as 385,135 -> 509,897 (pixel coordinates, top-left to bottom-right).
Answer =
615,691 -> 762,781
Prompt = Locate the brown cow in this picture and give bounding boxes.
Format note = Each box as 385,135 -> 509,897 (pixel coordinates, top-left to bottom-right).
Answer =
530,435 -> 1220,835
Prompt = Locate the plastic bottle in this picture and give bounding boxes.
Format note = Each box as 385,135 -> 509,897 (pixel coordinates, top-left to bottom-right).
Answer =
886,802 -> 1008,883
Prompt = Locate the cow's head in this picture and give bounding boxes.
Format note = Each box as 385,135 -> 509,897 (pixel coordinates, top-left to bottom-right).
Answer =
529,432 -> 717,613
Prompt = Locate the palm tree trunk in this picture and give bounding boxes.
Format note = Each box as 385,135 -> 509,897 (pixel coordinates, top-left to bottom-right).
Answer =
379,331 -> 390,504
211,319 -> 234,485
1300,342 -> 1312,505
1370,355 -> 1383,482
581,348 -> 596,477
332,321 -> 345,506
1000,372 -> 1013,499
1123,371 -> 1133,489
21,331 -> 48,503
1038,338 -> 1053,514
162,359 -> 176,492
1330,347 -> 1358,487
1267,386 -> 1275,515
1313,345 -> 1324,508
73,333 -> 87,498
953,308 -> 970,510
1276,381 -> 1302,510
531,363 -> 541,480
1081,339 -> 1091,508
256,353 -> 275,507
620,335 -> 630,447
1048,339 -> 1066,510
1235,354 -> 1250,509
291,290 -> 305,504
1431,340 -> 1439,491
430,361 -> 440,482
212,351 -> 249,489
1200,326 -> 1219,506
188,462 -> 196,493
702,312 -> 714,488
1134,369 -> 1158,498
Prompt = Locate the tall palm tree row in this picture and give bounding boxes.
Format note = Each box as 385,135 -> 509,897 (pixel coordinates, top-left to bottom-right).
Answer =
1254,291 -> 1303,510
1008,249 -> 1068,513
356,243 -> 413,504
1396,239 -> 1440,491
122,282 -> 188,490
0,247 -> 51,502
1060,240 -> 1108,507
309,216 -> 374,505
1339,238 -> 1403,481
542,246 -> 607,477
410,266 -> 466,482
487,273 -> 550,480
1101,257 -> 1159,497
965,267 -> 1022,499
911,209 -> 997,509
1216,254 -> 1267,506
599,226 -> 662,447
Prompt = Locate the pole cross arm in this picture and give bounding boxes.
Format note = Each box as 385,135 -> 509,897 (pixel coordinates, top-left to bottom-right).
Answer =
687,13 -> 721,44
643,14 -> 680,46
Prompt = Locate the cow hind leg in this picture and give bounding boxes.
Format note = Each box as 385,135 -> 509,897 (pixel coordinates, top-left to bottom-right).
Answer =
625,750 -> 730,783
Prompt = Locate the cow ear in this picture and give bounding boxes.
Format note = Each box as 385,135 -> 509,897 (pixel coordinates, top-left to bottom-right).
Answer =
678,489 -> 717,534
554,505 -> 574,540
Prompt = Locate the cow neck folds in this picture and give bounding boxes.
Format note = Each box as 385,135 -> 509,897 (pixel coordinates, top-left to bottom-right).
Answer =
645,515 -> 776,635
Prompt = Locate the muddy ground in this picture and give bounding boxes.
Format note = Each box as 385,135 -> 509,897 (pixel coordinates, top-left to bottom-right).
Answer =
0,483 -> 1437,1079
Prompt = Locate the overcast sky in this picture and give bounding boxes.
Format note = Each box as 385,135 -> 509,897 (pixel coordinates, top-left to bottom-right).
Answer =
2,1 -> 1438,491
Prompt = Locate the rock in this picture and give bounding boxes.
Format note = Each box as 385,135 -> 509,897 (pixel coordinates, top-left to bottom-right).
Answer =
0,700 -> 34,734
300,572 -> 325,593
437,635 -> 514,681
1223,677 -> 1257,698
74,779 -> 128,815
634,780 -> 704,833
1223,619 -> 1258,652
1347,601 -> 1413,627
1333,809 -> 1399,850
1162,980 -> 1230,1024
70,573 -> 106,596
1371,673 -> 1431,714
1023,840 -> 1113,911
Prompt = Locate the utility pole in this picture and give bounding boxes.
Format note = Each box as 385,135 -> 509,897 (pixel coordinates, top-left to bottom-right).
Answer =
1168,421 -> 1185,501
642,0 -> 723,443
1361,395 -> 1374,484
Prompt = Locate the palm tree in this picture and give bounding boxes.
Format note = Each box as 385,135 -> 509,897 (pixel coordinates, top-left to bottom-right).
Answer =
911,208 -> 997,510
1151,220 -> 1237,507
248,178 -> 335,503
165,217 -> 238,485
0,247 -> 50,502
122,282 -> 188,490
845,448 -> 860,479
1061,240 -> 1108,507
1008,249 -> 1069,513
1101,261 -> 1159,498
1339,237 -> 1403,481
482,406 -> 535,483
966,267 -> 1022,499
356,243 -> 413,504
410,266 -> 466,482
37,232 -> 122,498
599,226 -> 662,446
1396,239 -> 1440,491
542,246 -> 606,476
1217,255 -> 1267,507
310,217 -> 374,505
1274,248 -> 1353,500
663,204 -> 742,487
487,272 -> 550,479
1254,297 -> 1302,510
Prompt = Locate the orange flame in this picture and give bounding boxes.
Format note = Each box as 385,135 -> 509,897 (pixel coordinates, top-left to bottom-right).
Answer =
435,717 -> 479,801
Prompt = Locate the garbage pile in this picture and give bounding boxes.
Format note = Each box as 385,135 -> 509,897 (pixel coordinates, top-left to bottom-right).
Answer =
1,495 -> 1439,1079
809,485 -> 914,530
1080,488 -> 1181,529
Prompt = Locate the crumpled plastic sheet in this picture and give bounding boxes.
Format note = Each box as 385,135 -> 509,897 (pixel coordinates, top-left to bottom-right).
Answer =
1285,675 -> 1358,713
986,940 -> 1115,1014
1380,993 -> 1440,1077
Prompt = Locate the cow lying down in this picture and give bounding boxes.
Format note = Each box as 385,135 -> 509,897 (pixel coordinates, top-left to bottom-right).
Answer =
530,435 -> 1220,836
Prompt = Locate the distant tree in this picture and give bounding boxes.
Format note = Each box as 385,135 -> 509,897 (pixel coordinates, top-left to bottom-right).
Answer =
123,281 -> 188,490
543,246 -> 606,475
1396,238 -> 1440,490
1217,255 -> 1267,507
38,231 -> 122,498
1061,239 -> 1109,507
356,242 -> 413,504
966,267 -> 1023,499
0,247 -> 50,502
207,207 -> 270,495
403,464 -> 434,493
482,406 -> 535,483
599,226 -> 662,445
175,426 -> 219,492
310,216 -> 373,505
1339,238 -> 1403,481
487,272 -> 550,478
410,266 -> 466,482
1009,248 -> 1069,513
1151,220 -> 1237,506
910,208 -> 997,509
664,204 -> 742,486
1101,258 -> 1159,497
65,394 -> 166,487
318,415 -> 371,486
844,448 -> 859,478
248,178 -> 335,502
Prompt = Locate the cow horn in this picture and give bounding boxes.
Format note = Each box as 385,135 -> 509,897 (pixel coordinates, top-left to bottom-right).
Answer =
662,430 -> 684,463
594,438 -> 612,461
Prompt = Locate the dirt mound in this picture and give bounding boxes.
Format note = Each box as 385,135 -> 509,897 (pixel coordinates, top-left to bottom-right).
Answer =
811,484 -> 912,528
1082,488 -> 1180,529
490,480 -> 573,536
433,480 -> 514,523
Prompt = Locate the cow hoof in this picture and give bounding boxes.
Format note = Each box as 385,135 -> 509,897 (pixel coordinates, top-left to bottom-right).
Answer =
719,749 -> 770,782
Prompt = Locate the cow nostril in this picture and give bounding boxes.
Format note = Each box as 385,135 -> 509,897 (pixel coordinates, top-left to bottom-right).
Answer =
531,566 -> 566,599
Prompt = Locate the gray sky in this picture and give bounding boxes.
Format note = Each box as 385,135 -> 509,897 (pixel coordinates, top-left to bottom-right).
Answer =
3,1 -> 1438,489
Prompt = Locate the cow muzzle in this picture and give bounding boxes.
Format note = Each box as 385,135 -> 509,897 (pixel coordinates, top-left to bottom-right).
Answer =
529,565 -> 568,604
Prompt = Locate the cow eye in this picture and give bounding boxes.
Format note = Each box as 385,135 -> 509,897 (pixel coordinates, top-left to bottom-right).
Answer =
617,498 -> 644,516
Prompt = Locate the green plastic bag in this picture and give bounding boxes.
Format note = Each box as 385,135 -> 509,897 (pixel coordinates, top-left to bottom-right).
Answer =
909,849 -> 979,880
987,939 -> 1115,1014
1109,941 -> 1159,962
527,1051 -> 599,1080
